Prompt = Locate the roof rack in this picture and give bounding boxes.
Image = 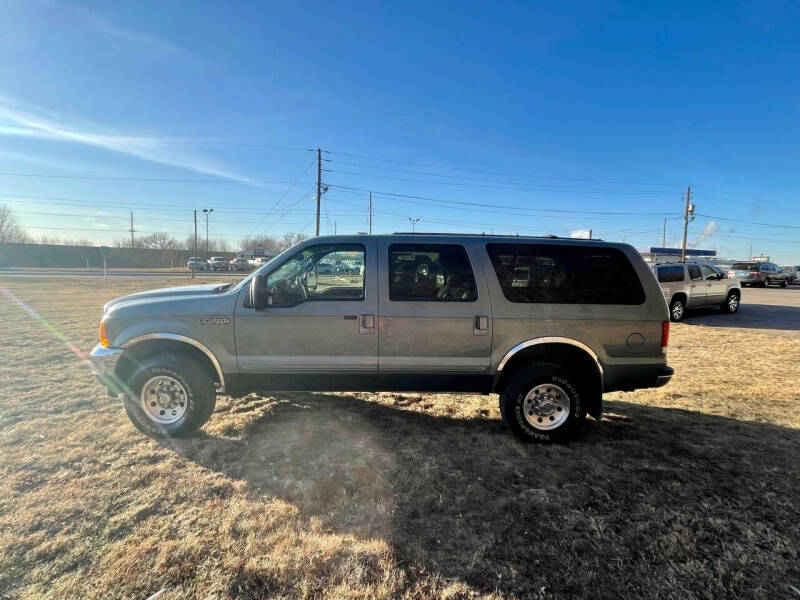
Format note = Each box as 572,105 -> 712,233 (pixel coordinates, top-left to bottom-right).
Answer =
389,232 -> 604,240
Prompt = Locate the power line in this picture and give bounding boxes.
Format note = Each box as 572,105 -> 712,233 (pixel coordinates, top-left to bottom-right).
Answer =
695,213 -> 800,230
325,159 -> 683,192
245,157 -> 317,236
326,184 -> 682,216
325,169 -> 678,195
325,150 -> 680,187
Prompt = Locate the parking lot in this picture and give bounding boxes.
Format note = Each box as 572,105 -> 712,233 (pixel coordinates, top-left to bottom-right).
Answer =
1,276 -> 799,599
685,286 -> 800,338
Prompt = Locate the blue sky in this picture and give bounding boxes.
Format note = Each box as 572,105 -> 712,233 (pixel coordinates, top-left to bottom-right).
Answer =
1,0 -> 798,261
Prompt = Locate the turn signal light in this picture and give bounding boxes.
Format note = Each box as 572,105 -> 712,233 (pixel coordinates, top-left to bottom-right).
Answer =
661,320 -> 670,354
99,320 -> 110,348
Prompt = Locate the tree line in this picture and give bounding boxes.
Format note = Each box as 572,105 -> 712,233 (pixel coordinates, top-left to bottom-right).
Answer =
0,204 -> 308,254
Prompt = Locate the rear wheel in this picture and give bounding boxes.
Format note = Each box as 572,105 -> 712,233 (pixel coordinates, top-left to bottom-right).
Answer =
122,354 -> 216,437
722,290 -> 740,314
669,297 -> 686,322
499,363 -> 587,442
780,279 -> 787,288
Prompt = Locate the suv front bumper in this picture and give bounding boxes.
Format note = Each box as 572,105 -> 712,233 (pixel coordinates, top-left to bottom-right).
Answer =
89,344 -> 124,395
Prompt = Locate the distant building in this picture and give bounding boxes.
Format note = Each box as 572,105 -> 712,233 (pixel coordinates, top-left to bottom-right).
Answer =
237,247 -> 277,261
641,247 -> 718,264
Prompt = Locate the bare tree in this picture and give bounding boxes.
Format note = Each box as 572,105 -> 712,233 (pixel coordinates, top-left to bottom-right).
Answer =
238,232 -> 308,254
0,205 -> 30,243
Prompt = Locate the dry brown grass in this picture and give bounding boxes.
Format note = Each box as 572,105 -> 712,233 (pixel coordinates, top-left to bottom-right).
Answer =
1,276 -> 799,600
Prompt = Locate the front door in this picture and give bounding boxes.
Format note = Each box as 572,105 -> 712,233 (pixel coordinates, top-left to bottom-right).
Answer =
377,240 -> 492,376
234,239 -> 378,375
686,264 -> 707,306
700,264 -> 727,304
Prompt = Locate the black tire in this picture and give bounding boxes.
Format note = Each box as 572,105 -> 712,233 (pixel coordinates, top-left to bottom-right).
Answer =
122,354 -> 216,438
499,362 -> 587,442
722,290 -> 740,314
780,279 -> 787,288
669,297 -> 686,322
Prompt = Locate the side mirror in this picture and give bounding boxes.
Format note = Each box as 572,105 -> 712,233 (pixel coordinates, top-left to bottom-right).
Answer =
250,273 -> 268,309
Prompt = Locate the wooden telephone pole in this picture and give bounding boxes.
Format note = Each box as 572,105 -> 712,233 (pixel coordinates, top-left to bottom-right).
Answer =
315,148 -> 322,236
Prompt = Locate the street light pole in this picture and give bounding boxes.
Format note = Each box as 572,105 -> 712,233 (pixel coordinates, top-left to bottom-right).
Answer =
408,217 -> 419,233
202,208 -> 213,256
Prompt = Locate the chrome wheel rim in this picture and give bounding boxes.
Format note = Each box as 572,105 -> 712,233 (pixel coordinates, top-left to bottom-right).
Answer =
672,301 -> 684,320
140,375 -> 188,424
728,295 -> 739,312
523,383 -> 570,430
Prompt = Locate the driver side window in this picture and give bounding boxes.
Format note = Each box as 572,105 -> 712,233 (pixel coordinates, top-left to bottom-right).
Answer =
266,243 -> 365,305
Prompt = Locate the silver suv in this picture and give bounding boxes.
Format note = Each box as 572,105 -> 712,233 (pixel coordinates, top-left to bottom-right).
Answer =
651,262 -> 741,322
90,234 -> 673,442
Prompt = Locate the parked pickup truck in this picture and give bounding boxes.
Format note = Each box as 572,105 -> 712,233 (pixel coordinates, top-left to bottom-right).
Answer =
90,234 -> 673,442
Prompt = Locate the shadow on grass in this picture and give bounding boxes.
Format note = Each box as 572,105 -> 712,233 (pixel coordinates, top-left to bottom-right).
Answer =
167,393 -> 800,598
682,302 -> 800,331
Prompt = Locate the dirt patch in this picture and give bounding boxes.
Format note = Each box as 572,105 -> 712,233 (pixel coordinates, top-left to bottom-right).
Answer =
1,276 -> 798,599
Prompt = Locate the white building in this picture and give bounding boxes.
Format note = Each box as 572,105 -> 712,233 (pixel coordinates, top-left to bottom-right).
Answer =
237,247 -> 277,261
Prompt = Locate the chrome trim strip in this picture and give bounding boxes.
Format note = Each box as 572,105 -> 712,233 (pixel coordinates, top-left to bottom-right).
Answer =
122,333 -> 226,393
496,337 -> 604,379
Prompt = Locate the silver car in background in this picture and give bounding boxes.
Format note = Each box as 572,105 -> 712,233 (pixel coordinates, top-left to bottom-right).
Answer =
728,261 -> 787,288
651,262 -> 741,321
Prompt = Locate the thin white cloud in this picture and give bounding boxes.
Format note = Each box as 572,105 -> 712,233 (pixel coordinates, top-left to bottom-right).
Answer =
0,96 -> 257,184
29,0 -> 183,56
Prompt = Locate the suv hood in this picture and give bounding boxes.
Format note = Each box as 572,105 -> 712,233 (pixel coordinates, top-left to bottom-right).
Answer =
103,283 -> 229,313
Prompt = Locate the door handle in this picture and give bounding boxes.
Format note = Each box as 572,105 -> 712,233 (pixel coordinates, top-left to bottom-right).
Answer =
473,315 -> 488,336
360,314 -> 375,334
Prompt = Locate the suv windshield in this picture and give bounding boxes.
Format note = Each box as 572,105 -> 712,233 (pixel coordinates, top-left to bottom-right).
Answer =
731,263 -> 758,270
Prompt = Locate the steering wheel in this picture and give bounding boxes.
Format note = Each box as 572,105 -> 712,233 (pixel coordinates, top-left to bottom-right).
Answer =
294,273 -> 309,301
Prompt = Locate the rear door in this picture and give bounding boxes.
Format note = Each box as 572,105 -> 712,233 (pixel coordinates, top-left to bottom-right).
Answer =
377,240 -> 492,375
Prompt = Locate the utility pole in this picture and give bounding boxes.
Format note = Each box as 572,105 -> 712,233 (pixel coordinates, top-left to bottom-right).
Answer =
680,186 -> 694,263
203,208 -> 213,255
334,221 -> 337,235
129,212 -> 135,248
368,191 -> 373,234
662,217 -> 667,247
409,217 -> 420,232
315,148 -> 322,236
194,210 -> 198,254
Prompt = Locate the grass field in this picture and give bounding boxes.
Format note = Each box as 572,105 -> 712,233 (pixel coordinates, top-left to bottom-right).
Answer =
1,277 -> 799,600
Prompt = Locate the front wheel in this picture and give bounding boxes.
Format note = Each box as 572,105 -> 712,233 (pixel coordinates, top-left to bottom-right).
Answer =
722,290 -> 740,314
499,363 -> 587,442
669,297 -> 686,322
122,355 -> 216,437
780,279 -> 787,288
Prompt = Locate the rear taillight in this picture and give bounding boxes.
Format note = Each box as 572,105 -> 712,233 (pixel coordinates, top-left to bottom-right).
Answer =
750,272 -> 759,277
661,320 -> 670,354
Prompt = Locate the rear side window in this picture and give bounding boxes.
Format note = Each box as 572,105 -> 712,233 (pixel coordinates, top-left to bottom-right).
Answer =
486,243 -> 645,305
731,263 -> 758,270
657,265 -> 685,283
389,244 -> 477,301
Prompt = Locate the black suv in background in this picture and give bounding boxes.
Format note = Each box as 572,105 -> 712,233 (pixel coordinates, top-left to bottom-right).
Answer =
729,262 -> 788,288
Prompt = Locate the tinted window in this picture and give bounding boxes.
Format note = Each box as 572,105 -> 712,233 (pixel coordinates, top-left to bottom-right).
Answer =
687,266 -> 702,280
389,244 -> 476,301
486,243 -> 645,304
731,263 -> 758,270
657,265 -> 685,283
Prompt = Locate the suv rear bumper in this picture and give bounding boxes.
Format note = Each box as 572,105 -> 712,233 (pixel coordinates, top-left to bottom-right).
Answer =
89,344 -> 124,395
654,365 -> 674,387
